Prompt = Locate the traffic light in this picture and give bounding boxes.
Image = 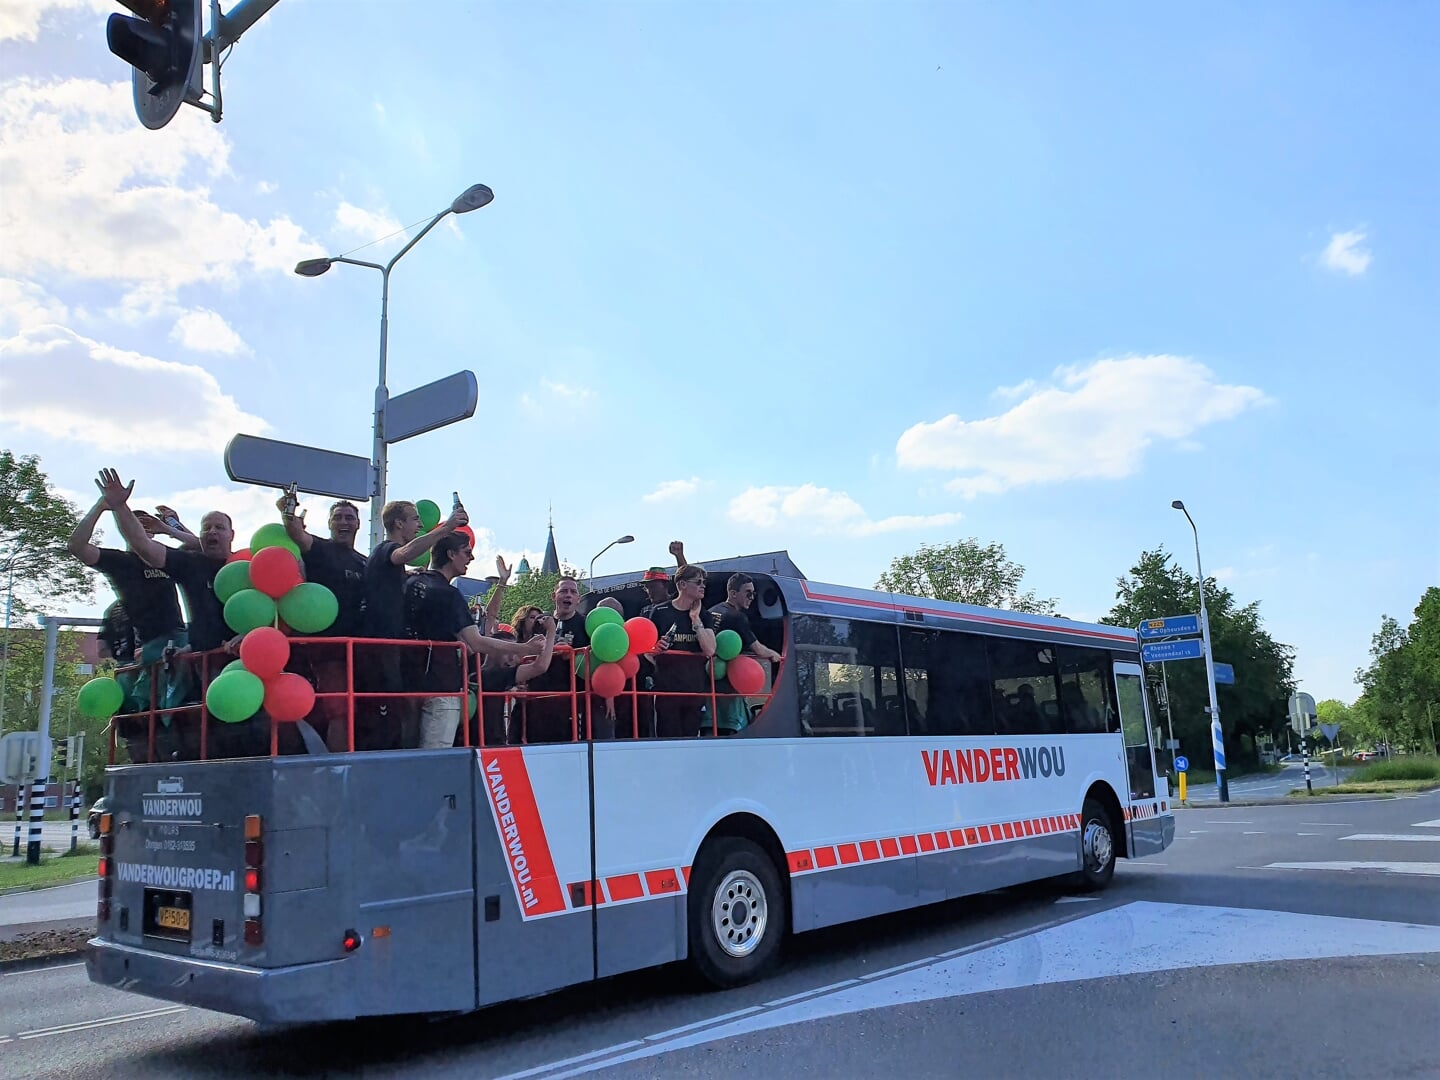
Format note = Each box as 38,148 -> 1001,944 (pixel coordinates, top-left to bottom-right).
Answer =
107,0 -> 203,130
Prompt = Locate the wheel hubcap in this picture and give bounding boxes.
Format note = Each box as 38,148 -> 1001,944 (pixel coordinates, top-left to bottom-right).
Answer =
1084,820 -> 1113,870
711,869 -> 768,958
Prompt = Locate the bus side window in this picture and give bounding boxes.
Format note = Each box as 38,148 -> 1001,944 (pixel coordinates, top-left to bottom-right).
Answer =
1054,645 -> 1114,735
986,638 -> 1062,736
899,628 -> 996,737
793,615 -> 902,737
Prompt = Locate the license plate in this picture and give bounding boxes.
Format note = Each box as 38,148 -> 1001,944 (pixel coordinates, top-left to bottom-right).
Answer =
156,906 -> 190,932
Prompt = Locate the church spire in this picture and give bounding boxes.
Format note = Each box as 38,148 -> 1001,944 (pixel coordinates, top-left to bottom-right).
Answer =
540,503 -> 560,576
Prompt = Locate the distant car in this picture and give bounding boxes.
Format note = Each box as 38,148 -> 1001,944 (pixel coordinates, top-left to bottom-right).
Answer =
87,796 -> 109,839
1353,750 -> 1379,761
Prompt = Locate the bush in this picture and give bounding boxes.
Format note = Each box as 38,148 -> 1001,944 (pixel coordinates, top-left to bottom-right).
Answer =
1351,756 -> 1440,783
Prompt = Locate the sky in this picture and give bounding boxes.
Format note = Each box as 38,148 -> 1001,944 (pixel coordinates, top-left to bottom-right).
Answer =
0,1 -> 1435,704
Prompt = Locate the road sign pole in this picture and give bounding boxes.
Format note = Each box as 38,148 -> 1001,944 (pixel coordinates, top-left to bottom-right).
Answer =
370,266 -> 391,552
1199,605 -> 1227,803
1161,662 -> 1175,760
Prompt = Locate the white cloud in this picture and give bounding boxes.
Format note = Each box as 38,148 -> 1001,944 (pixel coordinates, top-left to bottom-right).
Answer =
643,477 -> 699,503
333,201 -> 405,246
0,0 -> 109,42
0,325 -> 269,455
1320,230 -> 1371,276
170,309 -> 250,356
256,180 -> 278,195
541,379 -> 593,401
728,483 -> 963,537
0,78 -> 323,299
0,278 -> 69,331
896,355 -> 1269,497
992,378 -> 1037,402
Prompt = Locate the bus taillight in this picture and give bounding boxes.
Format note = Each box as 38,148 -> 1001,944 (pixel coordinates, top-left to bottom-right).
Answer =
243,814 -> 263,944
342,929 -> 361,953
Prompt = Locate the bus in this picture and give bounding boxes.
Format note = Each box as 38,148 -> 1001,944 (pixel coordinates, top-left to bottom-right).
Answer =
86,550 -> 1173,1023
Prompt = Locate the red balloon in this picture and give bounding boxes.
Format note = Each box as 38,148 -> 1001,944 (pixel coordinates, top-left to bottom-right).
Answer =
618,653 -> 640,680
227,548 -> 252,564
624,617 -> 658,656
264,672 -> 315,723
249,546 -> 302,599
726,655 -> 766,696
455,525 -> 476,547
589,662 -> 625,700
239,626 -> 290,680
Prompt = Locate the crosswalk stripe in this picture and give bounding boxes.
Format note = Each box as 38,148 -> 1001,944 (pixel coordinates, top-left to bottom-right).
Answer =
1260,861 -> 1440,877
1340,833 -> 1440,843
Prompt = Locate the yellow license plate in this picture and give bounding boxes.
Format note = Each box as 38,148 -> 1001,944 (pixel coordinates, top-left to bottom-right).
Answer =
156,906 -> 190,931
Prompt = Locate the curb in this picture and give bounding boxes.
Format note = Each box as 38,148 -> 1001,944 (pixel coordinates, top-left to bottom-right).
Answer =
1176,794 -> 1397,808
0,943 -> 90,974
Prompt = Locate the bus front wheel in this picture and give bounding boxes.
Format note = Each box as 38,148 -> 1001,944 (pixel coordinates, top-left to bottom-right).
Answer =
688,838 -> 786,988
1077,797 -> 1117,890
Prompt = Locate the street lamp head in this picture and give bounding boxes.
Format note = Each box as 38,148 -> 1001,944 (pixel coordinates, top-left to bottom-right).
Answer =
1170,500 -> 1186,511
451,184 -> 494,214
618,535 -> 635,544
294,258 -> 333,278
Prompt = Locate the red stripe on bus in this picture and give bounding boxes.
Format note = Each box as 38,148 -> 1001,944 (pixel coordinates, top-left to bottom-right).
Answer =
881,837 -> 900,859
645,869 -> 681,895
813,846 -> 837,868
899,835 -> 918,855
859,840 -> 881,862
950,829 -> 966,847
838,843 -> 860,865
682,865 -> 692,887
606,874 -> 643,902
934,831 -> 951,850
1023,820 -> 1034,836
964,828 -> 979,845
787,850 -> 815,874
480,749 -> 567,917
1001,822 -> 1014,840
977,825 -> 992,843
918,833 -> 936,852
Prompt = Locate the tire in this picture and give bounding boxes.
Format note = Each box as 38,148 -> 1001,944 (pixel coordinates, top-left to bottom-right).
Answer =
1077,797 -> 1117,890
687,837 -> 786,989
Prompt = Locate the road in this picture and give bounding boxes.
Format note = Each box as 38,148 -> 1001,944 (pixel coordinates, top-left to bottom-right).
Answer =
4,819 -> 96,853
2,791 -> 1437,1078
1184,761 -> 1356,801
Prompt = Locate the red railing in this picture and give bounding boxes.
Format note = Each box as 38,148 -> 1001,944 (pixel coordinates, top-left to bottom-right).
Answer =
107,638 -> 784,761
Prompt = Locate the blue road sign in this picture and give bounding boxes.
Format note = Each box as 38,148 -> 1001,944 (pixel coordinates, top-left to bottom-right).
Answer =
1138,614 -> 1201,639
1141,637 -> 1205,663
1174,755 -> 1189,773
1214,662 -> 1235,685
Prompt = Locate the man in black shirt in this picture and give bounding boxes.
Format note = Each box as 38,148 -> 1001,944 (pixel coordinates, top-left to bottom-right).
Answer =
361,498 -> 469,748
402,534 -> 545,749
472,620 -> 558,746
706,573 -> 781,734
647,564 -> 717,738
279,494 -> 368,750
517,575 -> 592,743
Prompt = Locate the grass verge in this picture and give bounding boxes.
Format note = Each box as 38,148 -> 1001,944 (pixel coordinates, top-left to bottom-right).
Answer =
1288,779 -> 1440,797
1348,756 -> 1440,783
0,849 -> 99,892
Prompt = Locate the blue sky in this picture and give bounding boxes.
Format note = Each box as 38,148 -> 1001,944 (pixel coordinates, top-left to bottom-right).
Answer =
0,1 -> 1435,704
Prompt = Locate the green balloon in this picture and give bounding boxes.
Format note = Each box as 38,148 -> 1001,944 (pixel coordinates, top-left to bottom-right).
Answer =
279,582 -> 338,634
715,629 -> 743,661
77,677 -> 125,720
468,690 -> 477,719
708,658 -> 728,681
584,606 -> 624,636
223,659 -> 248,674
571,650 -> 590,681
214,559 -> 252,603
416,499 -> 442,531
590,622 -> 629,663
224,588 -> 277,635
251,522 -> 300,559
206,670 -> 265,724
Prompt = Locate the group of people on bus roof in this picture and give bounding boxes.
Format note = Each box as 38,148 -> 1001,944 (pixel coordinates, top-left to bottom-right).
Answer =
68,468 -> 781,764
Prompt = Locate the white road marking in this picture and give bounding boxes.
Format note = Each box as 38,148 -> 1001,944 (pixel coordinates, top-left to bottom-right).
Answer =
17,1004 -> 187,1040
1298,832 -> 1322,836
520,903 -> 1440,1079
1299,822 -> 1352,827
644,1007 -> 762,1042
1413,819 -> 1440,829
1203,820 -> 1254,824
1053,896 -> 1100,904
1341,833 -> 1440,843
1243,831 -> 1265,835
1,961 -> 85,978
1259,861 -> 1440,877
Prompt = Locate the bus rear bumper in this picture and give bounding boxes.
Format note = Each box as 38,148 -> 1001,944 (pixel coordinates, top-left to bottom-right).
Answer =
86,938 -> 358,1024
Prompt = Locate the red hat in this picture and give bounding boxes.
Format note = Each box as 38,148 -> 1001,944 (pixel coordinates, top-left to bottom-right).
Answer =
641,567 -> 671,582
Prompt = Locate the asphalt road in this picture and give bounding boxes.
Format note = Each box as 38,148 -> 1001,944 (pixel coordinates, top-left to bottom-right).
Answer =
2,791 -> 1437,1079
1183,761 -> 1356,801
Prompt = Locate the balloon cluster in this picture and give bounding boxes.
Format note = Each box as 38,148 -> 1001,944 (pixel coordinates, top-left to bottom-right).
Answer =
206,626 -> 316,724
577,608 -> 766,699
77,676 -> 125,720
408,499 -> 476,568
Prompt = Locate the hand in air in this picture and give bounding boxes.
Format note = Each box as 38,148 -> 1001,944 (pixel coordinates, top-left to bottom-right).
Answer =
95,468 -> 134,509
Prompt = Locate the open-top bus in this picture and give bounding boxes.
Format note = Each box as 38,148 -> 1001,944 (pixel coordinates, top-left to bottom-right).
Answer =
86,551 -> 1173,1022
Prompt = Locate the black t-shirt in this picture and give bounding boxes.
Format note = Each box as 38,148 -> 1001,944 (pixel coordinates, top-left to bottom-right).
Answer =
649,603 -> 707,692
99,601 -> 135,664
302,538 -> 366,637
402,570 -> 473,692
525,613 -> 588,694
93,548 -> 184,644
163,548 -> 227,652
363,540 -> 407,639
706,603 -> 758,650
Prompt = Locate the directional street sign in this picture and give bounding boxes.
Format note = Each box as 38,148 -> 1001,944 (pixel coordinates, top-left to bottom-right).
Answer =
1174,755 -> 1189,773
1138,614 -> 1200,639
1213,662 -> 1235,685
225,435 -> 371,499
1141,638 -> 1205,664
384,370 -> 479,445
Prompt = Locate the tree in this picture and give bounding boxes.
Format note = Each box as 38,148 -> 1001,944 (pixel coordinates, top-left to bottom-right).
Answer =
488,564 -> 586,627
875,538 -> 1059,614
1354,588 -> 1440,753
1106,547 -> 1294,767
0,450 -> 92,619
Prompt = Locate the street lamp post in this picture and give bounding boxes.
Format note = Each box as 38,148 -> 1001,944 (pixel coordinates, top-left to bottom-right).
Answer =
589,536 -> 635,590
1172,500 -> 1227,803
295,183 -> 494,550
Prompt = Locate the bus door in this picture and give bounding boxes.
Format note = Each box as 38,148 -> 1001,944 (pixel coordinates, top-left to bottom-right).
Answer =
1112,660 -> 1157,807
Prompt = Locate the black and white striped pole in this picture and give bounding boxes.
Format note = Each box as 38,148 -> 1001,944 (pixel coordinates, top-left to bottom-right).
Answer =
1289,691 -> 1317,797
25,618 -> 60,864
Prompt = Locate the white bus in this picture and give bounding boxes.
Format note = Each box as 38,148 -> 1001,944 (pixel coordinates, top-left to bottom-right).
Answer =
88,551 -> 1173,1021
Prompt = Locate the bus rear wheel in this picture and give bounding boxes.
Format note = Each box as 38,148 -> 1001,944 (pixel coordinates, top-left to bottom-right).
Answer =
1077,797 -> 1116,890
688,838 -> 786,989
